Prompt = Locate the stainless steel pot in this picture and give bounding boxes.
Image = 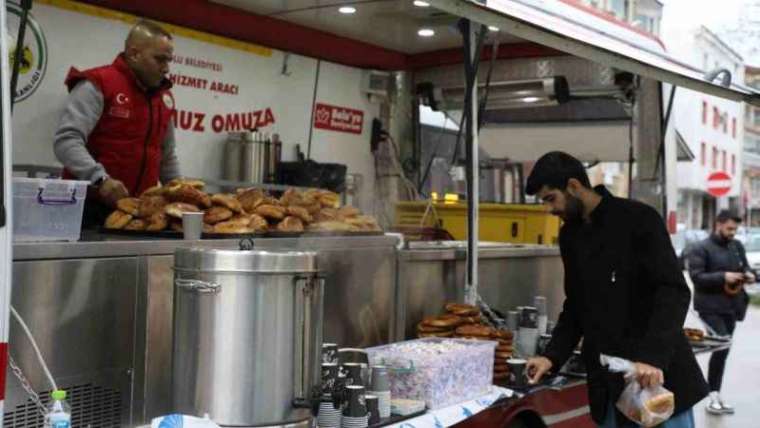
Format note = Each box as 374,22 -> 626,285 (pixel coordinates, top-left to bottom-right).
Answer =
223,132 -> 244,181
173,248 -> 323,427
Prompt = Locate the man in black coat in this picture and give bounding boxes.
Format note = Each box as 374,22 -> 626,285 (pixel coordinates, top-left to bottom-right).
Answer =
686,209 -> 754,415
525,152 -> 708,427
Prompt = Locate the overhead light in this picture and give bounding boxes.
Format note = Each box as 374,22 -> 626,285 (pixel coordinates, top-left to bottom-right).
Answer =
418,28 -> 435,37
429,77 -> 571,111
488,26 -> 500,32
338,6 -> 357,14
413,1 -> 431,7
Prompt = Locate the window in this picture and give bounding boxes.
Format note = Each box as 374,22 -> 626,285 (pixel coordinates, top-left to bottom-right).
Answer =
752,178 -> 760,198
713,146 -> 719,169
754,109 -> 760,127
634,15 -> 656,33
701,142 -> 706,166
732,118 -> 737,138
703,53 -> 709,71
732,154 -> 736,175
722,150 -> 727,172
748,136 -> 760,155
609,0 -> 629,20
702,101 -> 708,124
724,115 -> 728,134
713,107 -> 721,129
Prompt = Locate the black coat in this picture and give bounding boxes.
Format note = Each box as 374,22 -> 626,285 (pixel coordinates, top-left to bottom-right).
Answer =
542,188 -> 708,425
686,235 -> 753,321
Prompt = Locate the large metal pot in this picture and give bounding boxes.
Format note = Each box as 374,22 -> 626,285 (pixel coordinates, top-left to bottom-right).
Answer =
173,248 -> 323,427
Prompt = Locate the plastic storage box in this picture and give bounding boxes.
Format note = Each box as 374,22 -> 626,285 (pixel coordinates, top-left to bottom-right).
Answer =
365,338 -> 496,409
12,177 -> 88,242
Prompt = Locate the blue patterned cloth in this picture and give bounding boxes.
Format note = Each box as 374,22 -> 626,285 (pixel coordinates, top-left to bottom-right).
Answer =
384,386 -> 513,428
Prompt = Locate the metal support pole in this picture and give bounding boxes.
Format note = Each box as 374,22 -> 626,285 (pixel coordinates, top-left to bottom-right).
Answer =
10,0 -> 33,110
462,20 -> 481,305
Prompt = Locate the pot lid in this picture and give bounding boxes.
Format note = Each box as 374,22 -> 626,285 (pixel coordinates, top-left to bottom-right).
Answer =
174,247 -> 318,273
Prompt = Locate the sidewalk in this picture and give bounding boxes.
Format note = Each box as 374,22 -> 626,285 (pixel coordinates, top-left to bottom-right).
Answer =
693,305 -> 760,428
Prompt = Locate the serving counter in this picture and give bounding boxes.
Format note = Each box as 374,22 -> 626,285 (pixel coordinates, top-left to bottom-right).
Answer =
397,242 -> 563,340
7,235 -> 563,427
8,233 -> 399,427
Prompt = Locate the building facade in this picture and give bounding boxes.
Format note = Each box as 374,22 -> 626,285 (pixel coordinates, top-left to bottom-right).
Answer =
743,66 -> 760,226
669,27 -> 745,229
578,0 -> 663,35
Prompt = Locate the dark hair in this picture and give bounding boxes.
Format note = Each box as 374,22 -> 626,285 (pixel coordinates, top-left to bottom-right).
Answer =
716,209 -> 742,224
525,151 -> 591,195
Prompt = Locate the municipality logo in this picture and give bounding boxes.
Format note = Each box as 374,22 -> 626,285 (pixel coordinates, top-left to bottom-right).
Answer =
6,1 -> 47,102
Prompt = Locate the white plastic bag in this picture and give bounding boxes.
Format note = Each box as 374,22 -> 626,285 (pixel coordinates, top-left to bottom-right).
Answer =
600,354 -> 675,427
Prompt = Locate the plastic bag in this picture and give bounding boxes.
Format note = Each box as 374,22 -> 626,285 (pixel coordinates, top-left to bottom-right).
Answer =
600,354 -> 675,427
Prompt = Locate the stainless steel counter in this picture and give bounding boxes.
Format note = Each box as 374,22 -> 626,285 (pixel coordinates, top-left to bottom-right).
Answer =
13,232 -> 397,260
399,243 -> 559,261
8,236 -> 564,426
397,241 -> 563,340
8,233 -> 399,426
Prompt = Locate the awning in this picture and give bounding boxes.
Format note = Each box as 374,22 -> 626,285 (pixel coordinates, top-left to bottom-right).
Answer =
676,130 -> 696,162
430,0 -> 760,106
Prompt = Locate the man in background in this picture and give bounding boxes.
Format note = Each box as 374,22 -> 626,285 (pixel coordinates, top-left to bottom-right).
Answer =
687,209 -> 755,415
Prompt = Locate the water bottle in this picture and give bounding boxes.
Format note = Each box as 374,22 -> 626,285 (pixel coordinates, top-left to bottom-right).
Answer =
45,390 -> 71,428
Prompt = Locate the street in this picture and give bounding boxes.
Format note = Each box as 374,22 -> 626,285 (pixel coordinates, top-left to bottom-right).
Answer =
693,305 -> 760,428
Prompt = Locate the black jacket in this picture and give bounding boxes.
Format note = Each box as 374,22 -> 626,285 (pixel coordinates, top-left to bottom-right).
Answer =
542,187 -> 708,425
687,234 -> 753,321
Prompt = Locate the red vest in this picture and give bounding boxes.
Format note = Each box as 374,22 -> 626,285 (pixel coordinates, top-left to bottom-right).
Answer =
63,54 -> 175,196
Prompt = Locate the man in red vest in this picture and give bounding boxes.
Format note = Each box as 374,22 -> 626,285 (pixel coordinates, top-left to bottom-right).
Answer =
53,20 -> 180,225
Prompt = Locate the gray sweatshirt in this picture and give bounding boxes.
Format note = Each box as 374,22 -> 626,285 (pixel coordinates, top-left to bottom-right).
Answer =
53,80 -> 181,185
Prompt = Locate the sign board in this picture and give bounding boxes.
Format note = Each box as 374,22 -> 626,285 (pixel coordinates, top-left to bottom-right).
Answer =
707,171 -> 732,197
8,2 -> 379,216
313,102 -> 364,135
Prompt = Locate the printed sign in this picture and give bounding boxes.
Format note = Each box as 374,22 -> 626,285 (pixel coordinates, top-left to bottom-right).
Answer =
313,102 -> 364,135
6,1 -> 48,102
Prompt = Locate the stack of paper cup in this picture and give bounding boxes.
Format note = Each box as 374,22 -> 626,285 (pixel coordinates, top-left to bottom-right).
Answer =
342,386 -> 368,428
318,400 -> 342,428
340,415 -> 368,428
368,365 -> 391,419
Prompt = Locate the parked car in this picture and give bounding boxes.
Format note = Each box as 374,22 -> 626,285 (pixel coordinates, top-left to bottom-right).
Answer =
742,234 -> 760,272
672,228 -> 709,270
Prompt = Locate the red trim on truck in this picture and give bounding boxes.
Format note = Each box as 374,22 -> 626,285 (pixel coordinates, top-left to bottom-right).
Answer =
76,0 -> 569,71
77,0 -> 408,70
0,342 -> 7,399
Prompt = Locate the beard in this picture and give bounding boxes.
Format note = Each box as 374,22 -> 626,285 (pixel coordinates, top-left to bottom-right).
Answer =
717,228 -> 735,242
557,192 -> 584,223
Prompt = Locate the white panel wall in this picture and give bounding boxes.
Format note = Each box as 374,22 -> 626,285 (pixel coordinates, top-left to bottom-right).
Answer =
10,3 -> 379,214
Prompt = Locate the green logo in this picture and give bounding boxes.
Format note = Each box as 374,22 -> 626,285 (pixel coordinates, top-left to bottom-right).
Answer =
6,1 -> 47,102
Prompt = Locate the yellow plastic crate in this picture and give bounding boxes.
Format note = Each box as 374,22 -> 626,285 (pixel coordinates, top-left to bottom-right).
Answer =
396,201 -> 560,245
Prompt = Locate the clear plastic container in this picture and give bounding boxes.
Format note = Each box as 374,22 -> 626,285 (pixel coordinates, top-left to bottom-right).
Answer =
12,178 -> 88,242
365,338 -> 496,409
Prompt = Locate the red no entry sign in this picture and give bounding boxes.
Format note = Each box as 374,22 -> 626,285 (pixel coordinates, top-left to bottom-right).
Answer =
707,171 -> 732,197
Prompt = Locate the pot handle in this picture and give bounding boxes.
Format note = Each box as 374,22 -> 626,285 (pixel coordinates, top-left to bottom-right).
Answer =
292,274 -> 325,412
175,278 -> 222,294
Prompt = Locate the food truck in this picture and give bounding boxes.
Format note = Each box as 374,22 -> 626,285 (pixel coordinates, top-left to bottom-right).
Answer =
0,0 -> 756,427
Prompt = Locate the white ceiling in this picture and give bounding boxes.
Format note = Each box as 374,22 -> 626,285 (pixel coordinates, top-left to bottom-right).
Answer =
479,122 -> 633,162
210,0 -> 522,54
